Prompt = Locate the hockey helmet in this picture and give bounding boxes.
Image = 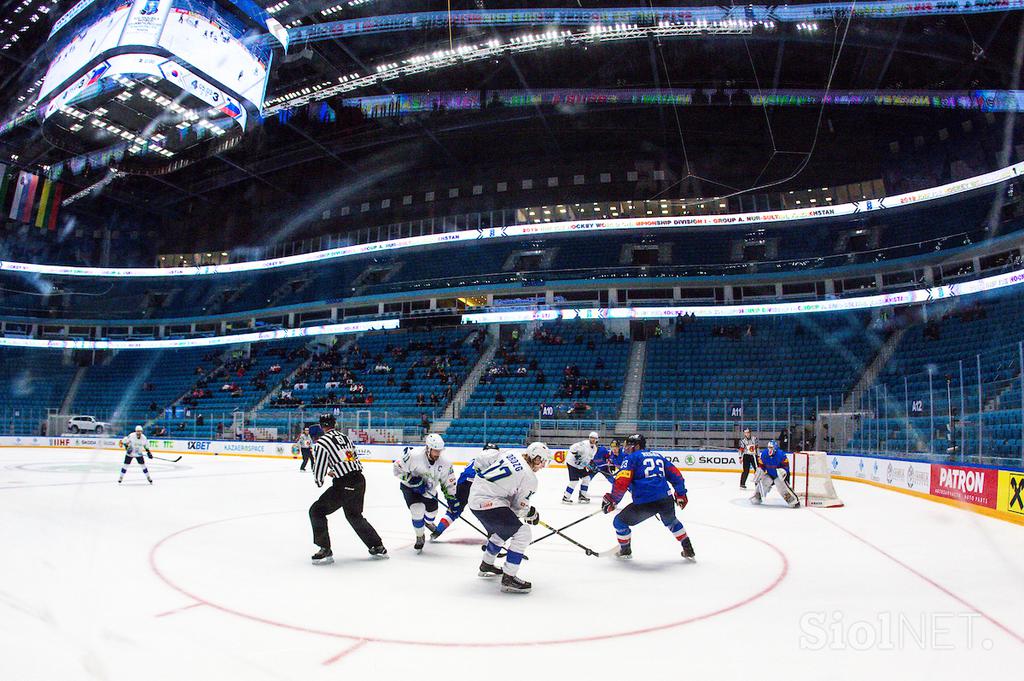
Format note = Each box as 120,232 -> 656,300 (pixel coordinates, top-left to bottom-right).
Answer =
588,431 -> 599,442
524,441 -> 552,467
425,433 -> 445,451
624,433 -> 647,452
767,440 -> 778,450
483,442 -> 500,451
319,413 -> 337,429
135,425 -> 143,433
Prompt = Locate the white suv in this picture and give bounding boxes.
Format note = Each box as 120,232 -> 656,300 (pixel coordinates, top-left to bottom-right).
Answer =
67,415 -> 112,434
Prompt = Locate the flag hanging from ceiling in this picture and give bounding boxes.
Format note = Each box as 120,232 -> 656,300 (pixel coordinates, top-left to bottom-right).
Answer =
47,182 -> 63,231
0,164 -> 12,215
35,179 -> 62,230
9,171 -> 40,223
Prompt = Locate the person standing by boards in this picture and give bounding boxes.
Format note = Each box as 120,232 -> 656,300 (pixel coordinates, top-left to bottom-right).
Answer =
297,427 -> 313,471
738,427 -> 759,489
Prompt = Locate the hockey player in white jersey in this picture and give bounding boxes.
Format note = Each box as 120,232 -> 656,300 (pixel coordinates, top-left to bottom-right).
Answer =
469,441 -> 551,594
119,426 -> 153,484
393,433 -> 457,552
562,431 -> 599,504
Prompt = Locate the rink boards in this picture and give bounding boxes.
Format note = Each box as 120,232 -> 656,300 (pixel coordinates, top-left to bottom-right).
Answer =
2,435 -> 1022,524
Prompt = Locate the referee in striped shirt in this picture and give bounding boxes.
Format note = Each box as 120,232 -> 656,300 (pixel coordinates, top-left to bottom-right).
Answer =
309,413 -> 387,565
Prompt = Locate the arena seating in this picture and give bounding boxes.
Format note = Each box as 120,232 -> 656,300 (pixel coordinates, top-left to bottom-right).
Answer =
640,313 -> 877,422
0,348 -> 77,435
849,291 -> 1024,459
0,187 -> 1015,323
444,322 -> 630,446
70,347 -> 217,428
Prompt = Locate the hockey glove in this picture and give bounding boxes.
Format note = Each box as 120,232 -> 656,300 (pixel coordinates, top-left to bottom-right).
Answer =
524,506 -> 540,525
585,464 -> 598,477
146,449 -> 153,460
601,493 -> 617,514
675,493 -> 688,510
446,497 -> 462,515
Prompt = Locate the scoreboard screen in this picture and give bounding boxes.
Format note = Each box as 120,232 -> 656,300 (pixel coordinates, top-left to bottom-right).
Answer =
38,0 -> 271,119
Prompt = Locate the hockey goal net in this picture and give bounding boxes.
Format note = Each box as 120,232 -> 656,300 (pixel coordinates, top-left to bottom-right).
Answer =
790,451 -> 844,508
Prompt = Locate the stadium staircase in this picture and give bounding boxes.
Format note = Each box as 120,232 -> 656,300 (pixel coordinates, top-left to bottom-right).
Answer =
615,340 -> 646,434
444,327 -> 498,420
59,367 -> 87,415
841,327 -> 907,414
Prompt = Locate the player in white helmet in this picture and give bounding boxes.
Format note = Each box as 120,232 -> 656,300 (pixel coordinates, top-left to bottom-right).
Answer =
119,425 -> 153,484
562,431 -> 599,504
469,441 -> 551,594
393,432 -> 457,552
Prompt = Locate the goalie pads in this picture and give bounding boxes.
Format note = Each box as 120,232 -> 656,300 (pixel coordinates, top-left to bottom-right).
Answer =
752,471 -> 800,508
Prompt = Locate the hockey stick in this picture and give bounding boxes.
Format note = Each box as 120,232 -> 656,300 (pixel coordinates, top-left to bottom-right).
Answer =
535,519 -> 600,557
433,496 -> 488,538
151,454 -> 182,463
530,508 -> 604,545
433,496 -> 529,560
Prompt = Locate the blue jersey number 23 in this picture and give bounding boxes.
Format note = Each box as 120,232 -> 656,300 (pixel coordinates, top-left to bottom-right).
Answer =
642,457 -> 665,479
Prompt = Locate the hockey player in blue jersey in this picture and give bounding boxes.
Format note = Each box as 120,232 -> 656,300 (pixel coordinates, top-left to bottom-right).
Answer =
429,442 -> 498,539
592,442 -> 624,484
750,440 -> 800,508
601,434 -> 695,560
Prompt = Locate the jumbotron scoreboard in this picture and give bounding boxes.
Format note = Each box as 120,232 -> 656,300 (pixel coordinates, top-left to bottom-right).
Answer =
36,0 -> 285,168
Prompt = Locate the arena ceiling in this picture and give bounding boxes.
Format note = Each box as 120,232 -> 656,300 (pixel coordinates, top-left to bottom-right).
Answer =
0,1 -> 1021,230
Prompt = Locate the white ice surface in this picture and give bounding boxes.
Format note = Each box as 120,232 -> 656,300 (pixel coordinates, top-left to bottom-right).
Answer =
0,447 -> 1021,680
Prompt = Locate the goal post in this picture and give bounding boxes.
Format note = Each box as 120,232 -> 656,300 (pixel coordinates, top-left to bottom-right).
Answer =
790,451 -> 844,508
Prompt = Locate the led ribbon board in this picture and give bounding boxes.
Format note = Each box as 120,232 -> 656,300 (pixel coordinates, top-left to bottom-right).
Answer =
341,89 -> 1024,117
285,1 -> 1024,42
0,161 -> 1020,279
459,266 -> 1024,325
0,319 -> 399,350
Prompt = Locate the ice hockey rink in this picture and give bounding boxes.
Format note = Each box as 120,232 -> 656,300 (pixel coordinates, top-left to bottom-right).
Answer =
1,447 -> 1021,681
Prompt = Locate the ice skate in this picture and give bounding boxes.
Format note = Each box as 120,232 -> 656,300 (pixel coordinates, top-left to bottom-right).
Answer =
681,538 -> 696,561
368,545 -> 389,559
311,547 -> 334,565
500,573 -> 532,593
578,494 -> 591,504
414,535 -> 425,552
616,544 -> 633,560
477,561 -> 503,578
561,495 -> 574,504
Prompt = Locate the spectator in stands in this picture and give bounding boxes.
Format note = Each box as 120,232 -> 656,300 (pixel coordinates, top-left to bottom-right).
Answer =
567,401 -> 590,415
416,393 -> 425,406
536,370 -> 546,384
420,413 -> 430,434
430,392 -> 439,406
494,391 -> 506,406
148,402 -> 157,413
196,413 -> 204,426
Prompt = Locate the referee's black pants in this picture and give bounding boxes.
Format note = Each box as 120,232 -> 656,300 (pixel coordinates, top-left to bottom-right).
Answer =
309,472 -> 382,550
740,454 -> 757,487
